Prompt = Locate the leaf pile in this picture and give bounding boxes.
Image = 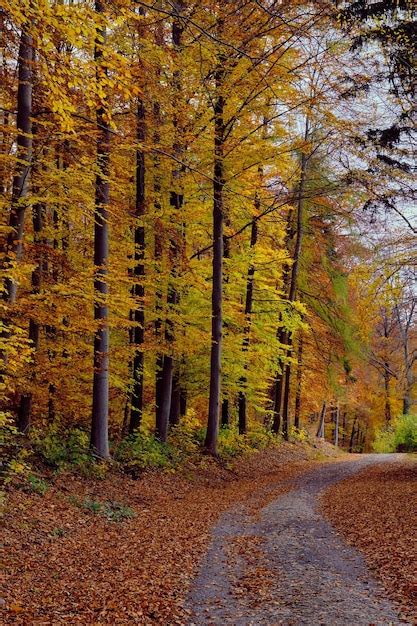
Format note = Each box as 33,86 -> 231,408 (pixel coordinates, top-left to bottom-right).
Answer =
2,442 -> 323,625
321,461 -> 417,623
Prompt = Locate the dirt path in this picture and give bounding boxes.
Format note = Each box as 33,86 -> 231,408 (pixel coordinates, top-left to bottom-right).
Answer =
187,454 -> 409,626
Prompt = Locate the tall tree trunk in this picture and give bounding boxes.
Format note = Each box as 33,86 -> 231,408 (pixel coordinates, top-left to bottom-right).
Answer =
342,410 -> 347,447
2,29 -> 33,305
294,333 -> 303,429
349,414 -> 357,453
17,198 -> 43,433
271,208 -> 295,433
334,402 -> 339,447
238,216 -> 258,435
383,363 -> 392,423
169,368 -> 181,426
205,63 -> 225,455
156,5 -> 185,441
153,17 -> 164,428
316,400 -> 326,439
90,0 -> 110,459
128,98 -> 146,433
281,119 -> 309,440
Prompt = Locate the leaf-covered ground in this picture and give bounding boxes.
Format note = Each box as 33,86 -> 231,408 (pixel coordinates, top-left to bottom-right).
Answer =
2,442 -> 336,625
321,459 -> 417,623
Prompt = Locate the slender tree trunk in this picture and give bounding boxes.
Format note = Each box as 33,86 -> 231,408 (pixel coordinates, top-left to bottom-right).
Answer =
316,401 -> 326,439
169,368 -> 181,426
156,5 -> 185,441
342,410 -> 347,447
238,216 -> 258,435
129,98 -> 146,433
205,63 -> 225,455
383,364 -> 391,423
281,120 -> 309,440
349,414 -> 357,453
221,398 -> 230,427
271,209 -> 294,433
294,333 -> 303,429
153,17 -> 164,427
334,401 -> 339,447
2,29 -> 33,305
272,347 -> 285,434
17,197 -> 43,433
90,0 -> 110,459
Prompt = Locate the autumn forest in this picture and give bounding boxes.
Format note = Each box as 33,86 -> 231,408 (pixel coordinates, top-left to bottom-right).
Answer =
1,1 -> 416,623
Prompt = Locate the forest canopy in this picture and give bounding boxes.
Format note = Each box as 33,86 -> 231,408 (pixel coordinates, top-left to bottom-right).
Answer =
0,0 -> 416,464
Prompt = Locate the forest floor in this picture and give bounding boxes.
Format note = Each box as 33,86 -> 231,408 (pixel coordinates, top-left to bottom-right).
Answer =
187,453 -> 415,626
320,459 -> 417,624
2,446 -> 415,625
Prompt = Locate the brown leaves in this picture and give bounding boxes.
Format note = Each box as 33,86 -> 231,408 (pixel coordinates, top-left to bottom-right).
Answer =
321,461 -> 417,623
2,443 -> 318,625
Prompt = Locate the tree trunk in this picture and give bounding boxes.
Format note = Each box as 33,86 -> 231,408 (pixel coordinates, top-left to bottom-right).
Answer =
334,402 -> 339,447
316,401 -> 326,439
17,198 -> 43,433
272,346 -> 285,434
221,399 -> 230,427
128,98 -> 146,434
238,217 -> 258,435
169,368 -> 181,426
2,29 -> 33,305
90,0 -> 110,459
383,363 -> 392,423
294,334 -> 303,429
281,120 -> 308,440
156,6 -> 185,438
342,410 -> 347,447
349,414 -> 357,453
205,63 -> 225,455
153,18 -> 164,428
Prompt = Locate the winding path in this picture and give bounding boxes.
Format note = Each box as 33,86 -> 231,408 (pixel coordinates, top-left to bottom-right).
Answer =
187,454 -> 408,626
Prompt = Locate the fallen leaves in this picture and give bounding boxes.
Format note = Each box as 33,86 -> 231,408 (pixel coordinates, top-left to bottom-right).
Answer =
2,442 -> 321,625
320,460 -> 417,623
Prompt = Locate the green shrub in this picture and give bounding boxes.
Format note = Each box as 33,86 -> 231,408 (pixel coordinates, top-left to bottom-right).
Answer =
289,425 -> 309,442
31,425 -> 90,469
169,411 -> 205,455
72,496 -> 136,522
27,474 -> 49,495
115,431 -> 175,475
372,414 -> 417,453
372,427 -> 395,453
394,414 -> 417,452
218,427 -> 250,460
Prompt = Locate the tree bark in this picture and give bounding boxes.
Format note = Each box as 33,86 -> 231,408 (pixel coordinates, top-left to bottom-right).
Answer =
281,119 -> 309,440
2,29 -> 33,305
349,414 -> 357,453
17,197 -> 43,433
205,62 -> 225,455
316,400 -> 326,439
169,368 -> 181,425
294,333 -> 303,429
128,98 -> 146,433
334,402 -> 339,447
90,0 -> 110,459
238,216 -> 258,435
156,5 -> 185,440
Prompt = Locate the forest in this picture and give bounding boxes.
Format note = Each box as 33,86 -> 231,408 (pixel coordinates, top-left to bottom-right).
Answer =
1,0 -> 416,623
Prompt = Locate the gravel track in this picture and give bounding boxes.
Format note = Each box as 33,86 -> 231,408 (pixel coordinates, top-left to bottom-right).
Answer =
187,453 -> 408,626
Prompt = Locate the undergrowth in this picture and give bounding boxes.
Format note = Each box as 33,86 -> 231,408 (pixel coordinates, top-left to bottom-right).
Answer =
372,414 -> 417,453
2,409 -> 310,492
